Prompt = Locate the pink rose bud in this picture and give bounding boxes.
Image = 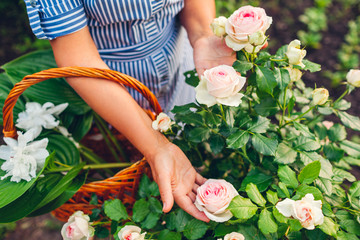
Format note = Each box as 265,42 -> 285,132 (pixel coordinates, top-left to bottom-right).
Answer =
322,121 -> 334,130
211,16 -> 227,37
195,65 -> 246,107
346,69 -> 360,87
312,88 -> 329,105
276,194 -> 324,230
224,5 -> 272,51
61,211 -> 94,240
223,232 -> 245,240
118,225 -> 146,240
152,112 -> 174,132
286,40 -> 307,68
195,179 -> 239,222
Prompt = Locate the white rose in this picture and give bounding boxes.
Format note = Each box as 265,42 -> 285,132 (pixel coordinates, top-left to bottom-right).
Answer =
195,179 -> 239,222
152,113 -> 174,132
61,211 -> 94,240
195,65 -> 246,107
346,69 -> 360,87
224,232 -> 245,240
286,40 -> 307,68
118,225 -> 146,240
312,88 -> 329,105
276,194 -> 324,230
285,67 -> 302,82
211,16 -> 227,37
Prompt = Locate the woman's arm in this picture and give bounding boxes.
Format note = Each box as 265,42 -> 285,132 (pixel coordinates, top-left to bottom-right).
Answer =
50,27 -> 209,221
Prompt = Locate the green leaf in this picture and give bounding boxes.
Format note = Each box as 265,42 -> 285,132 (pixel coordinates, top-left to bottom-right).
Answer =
258,209 -> 278,235
187,127 -> 211,143
273,207 -> 288,223
302,59 -> 321,72
328,124 -> 347,142
183,219 -> 209,240
47,134 -> 80,166
184,69 -> 200,87
158,230 -> 182,240
293,122 -> 316,139
233,60 -> 253,75
62,111 -> 94,142
266,190 -> 279,205
252,133 -> 278,156
176,112 -> 204,126
246,183 -> 266,207
132,199 -> 150,222
209,134 -> 225,154
148,197 -> 162,215
295,185 -> 323,200
171,103 -> 199,115
278,182 -> 290,198
336,231 -> 359,240
315,177 -> 332,196
255,66 -> 277,95
228,196 -> 258,220
324,143 -> 345,161
349,181 -> 360,198
226,130 -> 250,149
318,217 -> 338,237
239,170 -> 273,192
174,209 -> 192,232
338,111 -> 360,132
138,174 -> 159,198
141,212 -> 160,229
275,143 -> 298,164
95,227 -> 110,238
339,219 -> 360,236
333,167 -> 356,182
104,199 -> 128,221
278,165 -> 299,189
294,136 -> 321,151
274,67 -> 290,90
214,224 -> 239,237
289,219 -> 303,231
254,97 -> 280,117
333,99 -> 351,111
298,161 -> 321,184
340,140 -> 360,158
238,225 -> 267,240
247,116 -> 270,134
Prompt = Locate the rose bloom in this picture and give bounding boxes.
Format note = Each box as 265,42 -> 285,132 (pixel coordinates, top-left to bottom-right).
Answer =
346,69 -> 360,87
195,179 -> 239,222
118,225 -> 146,240
224,5 -> 272,51
276,194 -> 324,230
61,211 -> 94,240
312,88 -> 329,105
286,40 -> 307,68
152,112 -> 174,132
284,67 -> 302,82
223,232 -> 245,240
211,16 -> 227,37
195,65 -> 246,107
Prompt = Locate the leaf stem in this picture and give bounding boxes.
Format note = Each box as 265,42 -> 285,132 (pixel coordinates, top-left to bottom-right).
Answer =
333,88 -> 349,106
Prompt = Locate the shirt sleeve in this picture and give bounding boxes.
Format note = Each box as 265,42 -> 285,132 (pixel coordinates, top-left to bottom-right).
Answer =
24,0 -> 88,40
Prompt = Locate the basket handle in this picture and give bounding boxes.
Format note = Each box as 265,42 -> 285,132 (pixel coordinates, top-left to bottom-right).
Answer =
2,66 -> 162,138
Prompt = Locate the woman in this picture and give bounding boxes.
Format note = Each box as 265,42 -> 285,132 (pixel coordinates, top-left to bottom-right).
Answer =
24,0 -> 235,221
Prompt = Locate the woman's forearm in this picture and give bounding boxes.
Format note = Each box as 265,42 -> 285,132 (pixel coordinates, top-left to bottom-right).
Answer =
179,0 -> 216,46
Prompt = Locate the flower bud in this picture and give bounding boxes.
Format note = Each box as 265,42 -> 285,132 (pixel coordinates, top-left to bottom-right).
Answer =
152,112 -> 174,132
285,67 -> 302,82
61,211 -> 94,240
346,69 -> 360,87
248,31 -> 266,46
118,225 -> 146,240
210,16 -> 227,37
224,232 -> 245,240
312,88 -> 329,105
286,40 -> 306,68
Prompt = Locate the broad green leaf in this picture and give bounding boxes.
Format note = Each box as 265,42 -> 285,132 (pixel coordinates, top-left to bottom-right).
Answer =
233,60 -> 253,75
132,199 -> 150,222
294,135 -> 321,151
209,134 -> 225,154
324,143 -> 345,161
258,209 -> 278,235
171,102 -> 199,114
95,227 -> 109,238
174,209 -> 192,232
226,130 -> 250,149
298,161 -> 321,184
328,124 -> 347,142
339,219 -> 360,236
338,111 -> 360,132
104,199 -> 128,221
247,116 -> 270,134
343,156 -> 360,167
315,177 -> 332,196
238,225 -> 267,240
293,122 -> 316,139
183,219 -> 209,240
47,134 -> 80,167
273,207 -> 288,223
61,111 -> 94,142
254,97 -> 280,117
2,50 -> 91,115
148,197 -> 162,214
176,113 -> 204,126
275,67 -> 291,90
239,170 -> 273,192
289,219 -> 303,231
214,224 -> 239,237
318,217 -> 338,237
278,165 -> 299,189
140,212 -> 160,229
138,174 -> 151,198
275,143 -> 298,164
266,190 -> 279,205
336,231 -> 359,240
252,133 -> 278,156
158,230 -> 181,240
302,59 -> 321,72
349,181 -> 360,198
184,69 -> 200,87
333,99 -> 351,111
295,185 -> 323,200
229,196 -> 258,220
246,183 -> 266,207
340,140 -> 360,158
278,182 -> 290,198
203,111 -> 221,126
255,66 -> 277,95
333,167 -> 356,183
187,127 -> 211,143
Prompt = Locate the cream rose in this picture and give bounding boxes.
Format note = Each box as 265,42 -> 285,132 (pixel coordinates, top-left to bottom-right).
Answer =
286,40 -> 307,68
285,67 -> 302,82
211,16 -> 227,37
224,5 -> 272,51
223,232 -> 245,240
312,88 -> 329,105
195,179 -> 239,222
195,65 -> 246,107
346,69 -> 360,87
152,112 -> 174,132
276,194 -> 324,230
61,211 -> 94,240
118,225 -> 146,240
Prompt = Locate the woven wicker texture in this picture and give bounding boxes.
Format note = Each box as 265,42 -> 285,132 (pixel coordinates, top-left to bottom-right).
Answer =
2,67 -> 162,222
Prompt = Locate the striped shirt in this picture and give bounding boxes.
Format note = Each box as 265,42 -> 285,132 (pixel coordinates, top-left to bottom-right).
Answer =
24,0 -> 196,111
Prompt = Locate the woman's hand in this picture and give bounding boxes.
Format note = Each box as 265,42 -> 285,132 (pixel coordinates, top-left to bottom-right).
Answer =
145,141 -> 210,222
193,35 -> 236,76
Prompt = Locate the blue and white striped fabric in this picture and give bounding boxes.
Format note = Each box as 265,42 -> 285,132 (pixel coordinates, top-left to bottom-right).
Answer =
23,0 -> 196,112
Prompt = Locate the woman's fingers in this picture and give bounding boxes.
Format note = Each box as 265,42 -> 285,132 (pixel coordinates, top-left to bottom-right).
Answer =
156,172 -> 174,213
195,173 -> 207,185
175,194 -> 210,222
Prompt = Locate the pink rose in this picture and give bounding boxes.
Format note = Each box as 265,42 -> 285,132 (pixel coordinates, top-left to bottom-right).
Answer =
195,179 -> 239,222
152,112 -> 174,132
61,211 -> 94,240
195,65 -> 246,107
223,232 -> 245,240
276,194 -> 324,230
118,225 -> 146,240
224,5 -> 272,51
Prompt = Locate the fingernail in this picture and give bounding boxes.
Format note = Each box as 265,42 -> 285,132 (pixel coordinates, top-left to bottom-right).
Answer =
162,202 -> 167,211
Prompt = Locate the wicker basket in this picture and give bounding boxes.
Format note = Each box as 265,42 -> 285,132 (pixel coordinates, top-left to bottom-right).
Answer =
2,66 -> 162,222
